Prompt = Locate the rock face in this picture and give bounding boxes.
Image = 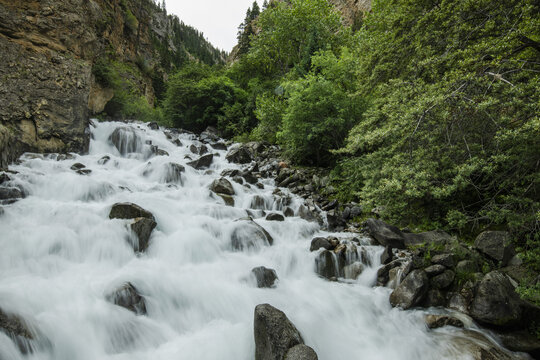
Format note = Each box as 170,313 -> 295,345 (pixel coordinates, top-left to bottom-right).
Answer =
469,271 -> 523,327
106,283 -> 147,315
252,266 -> 279,288
389,270 -> 429,309
474,231 -> 515,266
284,344 -> 318,360
254,304 -> 304,360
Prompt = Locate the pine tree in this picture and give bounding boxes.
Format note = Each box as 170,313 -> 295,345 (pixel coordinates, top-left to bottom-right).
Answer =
263,0 -> 269,10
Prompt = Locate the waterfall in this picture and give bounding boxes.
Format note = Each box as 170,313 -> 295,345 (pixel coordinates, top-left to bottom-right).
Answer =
0,121 -> 517,360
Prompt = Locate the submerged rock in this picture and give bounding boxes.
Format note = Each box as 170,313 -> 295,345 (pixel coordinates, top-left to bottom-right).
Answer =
254,304 -> 304,360
266,213 -> 285,222
162,162 -> 185,184
109,203 -> 157,252
0,308 -> 34,353
109,127 -> 142,155
425,314 -> 464,329
130,218 -> 157,252
231,218 -> 273,251
252,266 -> 279,288
106,283 -> 146,315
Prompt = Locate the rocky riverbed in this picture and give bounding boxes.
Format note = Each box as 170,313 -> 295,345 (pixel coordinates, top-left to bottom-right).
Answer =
0,121 -> 537,360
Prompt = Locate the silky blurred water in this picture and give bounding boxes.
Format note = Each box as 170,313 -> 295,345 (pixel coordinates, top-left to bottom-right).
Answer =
0,121 -> 509,360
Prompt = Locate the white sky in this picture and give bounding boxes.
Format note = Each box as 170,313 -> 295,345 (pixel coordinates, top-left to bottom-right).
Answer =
166,0 -> 261,53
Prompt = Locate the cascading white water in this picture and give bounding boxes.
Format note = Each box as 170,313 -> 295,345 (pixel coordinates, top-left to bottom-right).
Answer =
0,121 -> 514,360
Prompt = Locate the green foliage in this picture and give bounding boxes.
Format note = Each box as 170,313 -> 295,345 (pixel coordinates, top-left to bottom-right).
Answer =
164,63 -> 248,135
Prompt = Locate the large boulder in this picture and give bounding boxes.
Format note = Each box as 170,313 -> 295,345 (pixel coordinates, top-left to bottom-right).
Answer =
109,203 -> 155,221
109,127 -> 142,155
469,271 -> 522,327
210,178 -> 235,196
266,213 -> 285,222
474,231 -> 515,266
187,154 -> 213,169
231,218 -> 274,251
252,267 -> 279,288
226,146 -> 253,164
284,344 -> 318,360
310,238 -> 333,252
254,304 -> 303,360
389,270 -> 429,309
106,283 -> 146,315
364,218 -> 406,249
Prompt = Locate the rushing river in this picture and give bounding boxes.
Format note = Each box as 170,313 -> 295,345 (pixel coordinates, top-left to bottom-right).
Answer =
0,121 -> 519,360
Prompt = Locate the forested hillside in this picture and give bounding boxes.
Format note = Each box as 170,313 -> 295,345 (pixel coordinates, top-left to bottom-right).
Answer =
159,0 -> 539,303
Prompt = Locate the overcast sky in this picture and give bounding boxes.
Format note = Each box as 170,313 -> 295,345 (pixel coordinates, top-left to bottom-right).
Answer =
166,0 -> 261,53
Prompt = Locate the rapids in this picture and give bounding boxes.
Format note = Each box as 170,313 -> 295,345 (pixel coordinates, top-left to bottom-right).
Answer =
0,121 -> 519,360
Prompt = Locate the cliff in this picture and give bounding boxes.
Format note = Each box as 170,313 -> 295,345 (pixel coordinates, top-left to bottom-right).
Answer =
0,0 -> 225,168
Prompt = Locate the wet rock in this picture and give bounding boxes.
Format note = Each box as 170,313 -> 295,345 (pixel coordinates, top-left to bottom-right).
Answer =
221,169 -> 241,177
431,253 -> 454,268
389,270 -> 429,309
284,207 -> 294,217
310,237 -> 333,252
497,330 -> 540,357
70,162 -> 86,170
252,267 -> 278,288
266,213 -> 285,222
377,259 -> 405,286
232,176 -> 244,184
343,262 -> 365,280
211,142 -> 227,150
187,154 -> 213,169
425,264 -> 446,277
98,155 -> 110,165
109,127 -> 142,155
0,308 -> 35,353
76,169 -> 92,175
380,246 -> 393,265
448,293 -> 469,313
226,146 -> 253,164
364,218 -> 406,249
0,172 -> 10,185
201,126 -> 220,142
231,218 -> 274,251
430,270 -> 455,289
210,178 -> 235,196
109,203 -> 155,221
217,193 -> 235,207
425,314 -> 464,329
423,289 -> 446,307
162,163 -> 185,184
315,250 -> 340,280
285,344 -> 318,360
254,304 -> 303,360
172,139 -> 183,147
147,122 -> 159,130
0,187 -> 24,203
130,217 -> 157,252
106,283 -> 146,315
151,146 -> 169,157
251,195 -> 267,210
474,231 -> 515,266
243,171 -> 258,184
470,271 -> 522,327
297,205 -> 317,223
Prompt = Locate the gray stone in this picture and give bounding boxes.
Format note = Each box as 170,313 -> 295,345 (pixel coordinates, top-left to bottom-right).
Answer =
254,304 -> 303,360
349,206 -> 362,218
474,231 -> 515,266
0,308 -> 34,353
403,230 -> 453,247
425,264 -> 446,277
147,122 -> 159,130
285,344 -> 318,360
470,271 -> 522,327
162,163 -> 185,184
226,146 -> 253,164
231,218 -> 273,251
70,162 -> 86,170
364,218 -> 406,249
110,127 -> 142,155
217,194 -> 235,207
315,250 -> 339,280
252,267 -> 278,288
310,238 -> 333,252
284,207 -> 295,217
187,154 -> 214,169
380,246 -> 393,265
430,270 -> 455,289
431,253 -> 454,268
389,270 -> 429,309
210,177 -> 235,196
423,289 -> 446,307
425,314 -> 464,329
448,293 -> 468,313
106,283 -> 146,315
130,217 -> 157,252
456,260 -> 480,274
266,213 -> 285,222
109,203 -> 155,221
297,205 -> 317,223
